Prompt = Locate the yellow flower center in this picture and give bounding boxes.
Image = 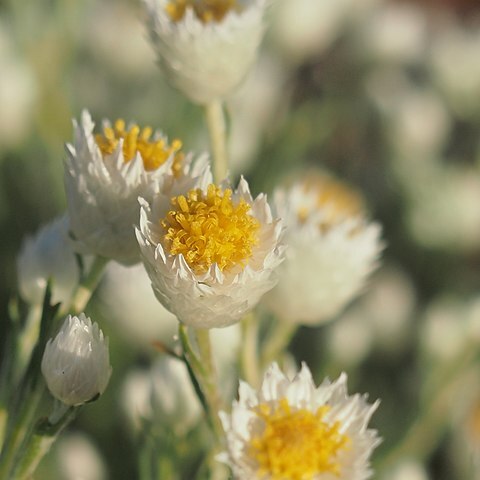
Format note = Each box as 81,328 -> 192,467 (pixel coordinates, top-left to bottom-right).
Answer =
165,0 -> 242,23
299,174 -> 364,230
95,119 -> 185,177
249,398 -> 349,480
161,184 -> 260,274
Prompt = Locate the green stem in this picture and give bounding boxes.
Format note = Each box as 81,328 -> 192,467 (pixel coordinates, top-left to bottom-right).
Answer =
0,285 -> 59,478
0,386 -> 45,479
179,325 -> 224,444
204,100 -> 228,183
0,409 -> 7,453
261,321 -> 297,367
193,328 -> 225,442
240,313 -> 261,388
14,405 -> 77,480
62,255 -> 109,316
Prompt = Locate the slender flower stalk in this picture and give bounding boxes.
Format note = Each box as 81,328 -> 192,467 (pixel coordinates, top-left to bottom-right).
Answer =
13,405 -> 77,480
240,313 -> 261,388
179,325 -> 225,442
61,255 -> 109,316
205,100 -> 228,183
260,320 -> 297,367
0,286 -> 59,479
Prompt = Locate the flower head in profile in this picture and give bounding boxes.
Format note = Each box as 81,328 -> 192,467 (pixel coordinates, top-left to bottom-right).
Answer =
136,177 -> 284,328
264,172 -> 383,326
219,363 -> 380,480
143,0 -> 268,104
64,109 -> 209,264
41,313 -> 112,406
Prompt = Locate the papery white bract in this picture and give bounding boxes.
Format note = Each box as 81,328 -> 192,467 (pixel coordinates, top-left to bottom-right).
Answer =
17,215 -> 80,306
64,109 -> 209,265
264,174 -> 383,326
41,313 -> 112,406
143,0 -> 268,104
136,177 -> 284,328
219,362 -> 380,480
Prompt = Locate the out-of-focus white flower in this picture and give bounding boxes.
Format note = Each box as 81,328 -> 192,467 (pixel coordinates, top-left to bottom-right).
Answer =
219,362 -> 380,480
65,109 -> 209,265
41,313 -> 112,406
143,0 -> 268,104
85,1 -> 157,77
56,433 -> 107,480
380,459 -> 430,480
401,164 -> 480,253
121,369 -> 152,432
136,178 -> 284,328
327,312 -> 374,367
366,71 -> 451,158
17,216 -> 80,306
121,356 -> 201,434
430,20 -> 480,118
355,3 -> 427,65
0,21 -> 37,150
270,0 -> 350,64
264,172 -> 382,326
150,356 -> 202,432
327,265 -> 416,366
99,262 -> 178,347
420,295 -> 480,362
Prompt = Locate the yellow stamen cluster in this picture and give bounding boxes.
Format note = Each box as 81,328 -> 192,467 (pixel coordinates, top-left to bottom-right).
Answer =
165,0 -> 242,23
95,119 -> 185,177
299,174 -> 365,230
249,398 -> 349,480
162,184 -> 260,274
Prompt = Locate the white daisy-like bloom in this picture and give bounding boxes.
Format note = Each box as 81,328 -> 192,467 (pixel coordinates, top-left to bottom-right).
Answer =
219,362 -> 380,480
65,109 -> 209,265
136,177 -> 284,328
143,0 -> 268,104
264,172 -> 383,326
17,215 -> 80,306
41,313 -> 112,406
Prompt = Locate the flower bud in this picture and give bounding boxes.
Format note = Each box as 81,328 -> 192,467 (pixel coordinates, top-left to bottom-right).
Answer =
41,314 -> 112,406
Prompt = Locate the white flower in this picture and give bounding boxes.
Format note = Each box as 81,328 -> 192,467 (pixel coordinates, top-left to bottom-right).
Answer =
380,459 -> 430,480
41,313 -> 112,406
401,164 -> 480,254
64,109 -> 209,265
98,262 -> 178,348
56,433 -> 107,480
17,216 -> 80,306
355,3 -> 427,65
136,177 -> 284,328
264,173 -> 383,326
150,356 -> 202,432
121,356 -> 202,434
430,20 -> 480,118
270,0 -> 350,64
219,362 -> 380,480
143,0 -> 268,104
0,20 -> 37,149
